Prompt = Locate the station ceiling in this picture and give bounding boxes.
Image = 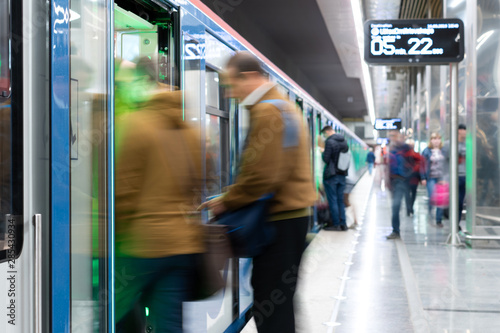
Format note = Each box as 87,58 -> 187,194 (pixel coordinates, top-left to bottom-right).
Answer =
199,0 -> 442,123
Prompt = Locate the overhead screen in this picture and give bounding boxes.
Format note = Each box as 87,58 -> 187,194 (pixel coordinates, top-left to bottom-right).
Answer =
364,19 -> 464,65
374,118 -> 402,130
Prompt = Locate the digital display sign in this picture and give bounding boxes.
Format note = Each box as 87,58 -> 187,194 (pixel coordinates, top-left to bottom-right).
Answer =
364,19 -> 464,65
374,118 -> 402,130
377,138 -> 390,145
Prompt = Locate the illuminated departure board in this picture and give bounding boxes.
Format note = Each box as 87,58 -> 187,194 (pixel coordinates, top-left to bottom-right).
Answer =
364,19 -> 464,65
374,118 -> 402,130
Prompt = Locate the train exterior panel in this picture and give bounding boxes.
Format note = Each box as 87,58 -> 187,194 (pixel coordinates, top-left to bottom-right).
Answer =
0,0 -> 367,332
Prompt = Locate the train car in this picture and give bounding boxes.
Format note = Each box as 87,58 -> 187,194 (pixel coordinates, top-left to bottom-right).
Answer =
0,0 -> 367,332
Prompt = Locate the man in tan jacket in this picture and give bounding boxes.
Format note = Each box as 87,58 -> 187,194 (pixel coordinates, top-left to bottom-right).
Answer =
205,52 -> 316,332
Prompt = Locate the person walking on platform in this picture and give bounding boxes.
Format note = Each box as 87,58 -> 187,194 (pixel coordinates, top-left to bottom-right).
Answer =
386,130 -> 415,239
115,57 -> 204,332
404,139 -> 423,217
321,125 -> 349,231
421,133 -> 446,227
366,147 -> 376,175
442,124 -> 467,230
204,52 -> 316,333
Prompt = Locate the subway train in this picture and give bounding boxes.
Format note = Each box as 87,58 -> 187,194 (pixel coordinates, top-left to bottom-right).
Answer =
0,0 -> 367,331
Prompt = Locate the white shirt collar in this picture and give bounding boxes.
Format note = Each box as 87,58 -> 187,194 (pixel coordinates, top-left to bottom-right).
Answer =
240,82 -> 276,109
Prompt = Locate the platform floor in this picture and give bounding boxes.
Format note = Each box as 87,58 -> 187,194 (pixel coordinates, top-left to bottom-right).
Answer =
241,171 -> 500,333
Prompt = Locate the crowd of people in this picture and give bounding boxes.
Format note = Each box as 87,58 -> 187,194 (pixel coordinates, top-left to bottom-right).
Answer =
319,124 -> 467,240
374,127 -> 467,239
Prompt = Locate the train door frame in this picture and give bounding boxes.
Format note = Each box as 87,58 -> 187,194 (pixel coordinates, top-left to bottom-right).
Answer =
204,63 -> 239,322
50,0 -> 72,331
50,0 -> 119,331
205,65 -> 231,198
179,11 -> 241,332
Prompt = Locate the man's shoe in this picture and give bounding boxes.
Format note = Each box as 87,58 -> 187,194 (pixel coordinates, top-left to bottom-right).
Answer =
386,232 -> 400,239
340,225 -> 348,231
324,225 -> 343,231
436,222 -> 443,228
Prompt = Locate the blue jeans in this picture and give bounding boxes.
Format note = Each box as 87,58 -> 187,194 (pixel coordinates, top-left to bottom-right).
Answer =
368,162 -> 374,175
405,182 -> 418,215
115,254 -> 198,333
323,175 -> 347,227
426,178 -> 444,222
391,178 -> 409,234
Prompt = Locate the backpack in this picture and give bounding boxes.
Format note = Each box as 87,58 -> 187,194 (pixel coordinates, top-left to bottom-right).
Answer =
389,147 -> 414,178
337,150 -> 351,172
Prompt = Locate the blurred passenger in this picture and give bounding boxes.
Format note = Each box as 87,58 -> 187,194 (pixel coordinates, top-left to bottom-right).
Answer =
204,51 -> 316,333
321,125 -> 349,231
374,145 -> 388,189
441,124 -> 467,230
315,186 -> 332,228
114,58 -> 148,158
114,57 -> 204,333
344,177 -> 359,229
404,139 -> 423,218
386,130 -> 415,239
366,147 -> 375,175
315,138 -> 332,226
421,133 -> 445,227
476,98 -> 499,206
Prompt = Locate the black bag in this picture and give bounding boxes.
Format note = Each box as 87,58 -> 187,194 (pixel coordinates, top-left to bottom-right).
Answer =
317,204 -> 331,227
215,194 -> 275,258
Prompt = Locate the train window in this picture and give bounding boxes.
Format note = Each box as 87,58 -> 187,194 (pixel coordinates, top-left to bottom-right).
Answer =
205,66 -> 231,197
206,115 -> 223,196
205,33 -> 233,71
206,69 -> 220,109
205,114 -> 230,198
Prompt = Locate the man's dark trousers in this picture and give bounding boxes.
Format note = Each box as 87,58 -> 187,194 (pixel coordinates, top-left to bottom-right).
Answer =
391,178 -> 409,234
458,176 -> 466,223
323,174 -> 347,227
251,216 -> 309,333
